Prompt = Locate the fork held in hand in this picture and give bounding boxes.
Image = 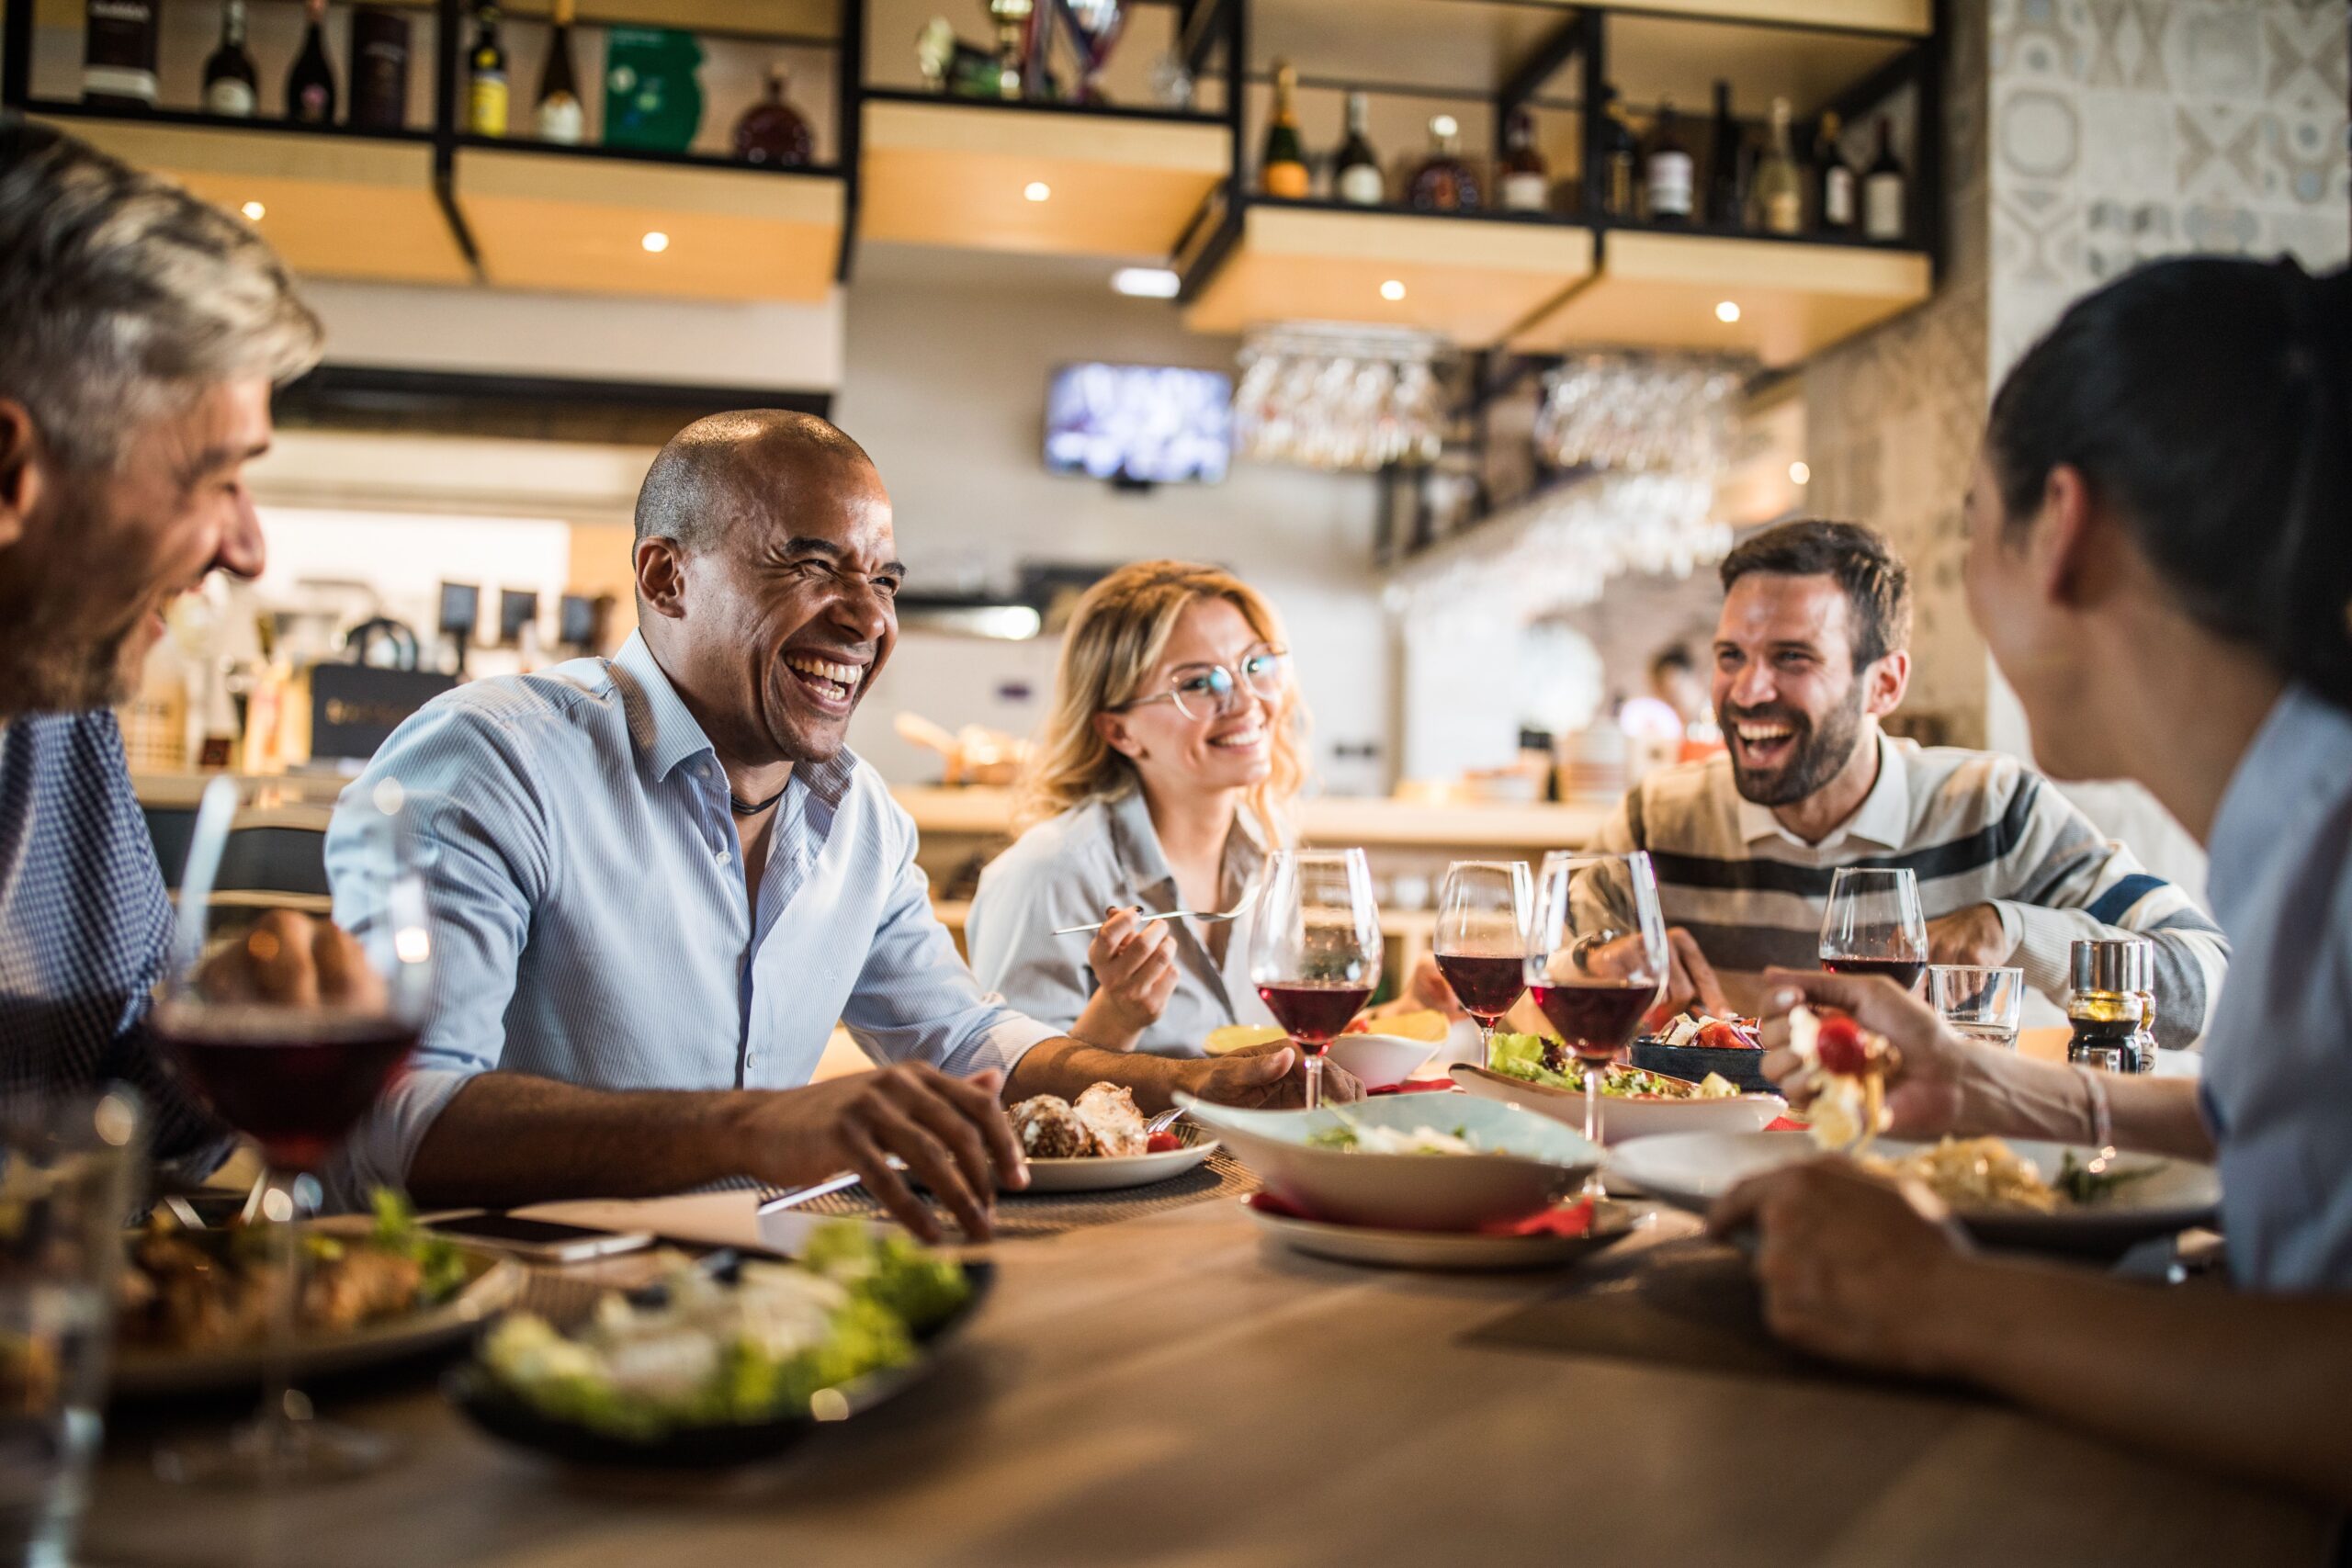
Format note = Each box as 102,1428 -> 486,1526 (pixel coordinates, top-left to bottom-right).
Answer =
1051,881 -> 1261,937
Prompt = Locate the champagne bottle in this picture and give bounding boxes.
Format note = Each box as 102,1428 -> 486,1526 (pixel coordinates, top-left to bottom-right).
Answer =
1704,80 -> 1743,227
1645,100 -> 1692,223
1333,90 -> 1384,206
732,62 -> 812,165
1499,107 -> 1548,213
1813,110 -> 1856,233
203,0 -> 259,118
1597,84 -> 1637,219
1261,61 -> 1308,198
466,3 -> 509,137
1752,96 -> 1803,235
83,0 -> 159,109
1408,113 -> 1479,210
533,0 -> 584,143
286,0 -> 338,124
1862,116 -> 1905,240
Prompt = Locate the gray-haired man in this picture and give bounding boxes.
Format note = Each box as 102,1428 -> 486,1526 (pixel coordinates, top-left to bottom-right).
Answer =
0,117 -> 322,1167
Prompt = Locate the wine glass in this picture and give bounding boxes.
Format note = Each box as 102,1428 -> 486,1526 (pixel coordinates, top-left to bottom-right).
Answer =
148,775 -> 431,1485
1248,849 -> 1382,1111
1527,851 -> 1667,1192
1817,866 -> 1928,992
1432,860 -> 1533,1068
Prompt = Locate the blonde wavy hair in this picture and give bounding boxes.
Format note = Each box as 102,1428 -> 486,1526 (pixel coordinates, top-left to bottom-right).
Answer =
1016,560 -> 1309,837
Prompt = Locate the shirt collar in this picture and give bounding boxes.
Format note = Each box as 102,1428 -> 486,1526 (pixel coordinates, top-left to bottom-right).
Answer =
1104,784 -> 1271,896
613,631 -> 864,806
2209,684 -> 2352,923
1736,728 -> 1909,851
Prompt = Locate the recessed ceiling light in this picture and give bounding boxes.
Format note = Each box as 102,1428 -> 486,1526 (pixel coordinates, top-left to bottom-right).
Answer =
1714,299 -> 1742,323
1379,278 -> 1406,301
241,200 -> 266,220
641,231 -> 670,253
1112,266 -> 1181,299
1023,181 -> 1051,202
1789,460 -> 1812,485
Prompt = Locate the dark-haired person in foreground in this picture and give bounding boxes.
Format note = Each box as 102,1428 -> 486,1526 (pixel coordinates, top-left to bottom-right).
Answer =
1595,519 -> 2227,1046
1719,257 -> 2352,1505
326,411 -> 1344,1239
0,118 -> 323,1173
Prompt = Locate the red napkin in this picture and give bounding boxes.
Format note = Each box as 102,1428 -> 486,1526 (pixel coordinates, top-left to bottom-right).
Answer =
1244,1190 -> 1597,1238
1765,1115 -> 1807,1133
1367,1077 -> 1457,1097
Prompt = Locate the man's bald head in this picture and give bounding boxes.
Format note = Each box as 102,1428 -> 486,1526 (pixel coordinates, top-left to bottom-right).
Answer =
633,409 -> 877,557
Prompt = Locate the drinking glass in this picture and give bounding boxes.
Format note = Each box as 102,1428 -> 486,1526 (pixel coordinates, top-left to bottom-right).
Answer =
1817,866 -> 1928,992
1929,964 -> 2026,1050
1527,852 -> 1668,1192
148,775 -> 431,1485
1248,849 -> 1382,1111
1431,860 -> 1533,1067
0,1089 -> 141,1568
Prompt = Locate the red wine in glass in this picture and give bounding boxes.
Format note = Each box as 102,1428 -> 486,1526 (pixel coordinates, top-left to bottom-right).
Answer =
1820,956 -> 1927,990
1527,980 -> 1654,1062
154,1010 -> 416,1174
1256,982 -> 1374,1050
1433,953 -> 1527,1025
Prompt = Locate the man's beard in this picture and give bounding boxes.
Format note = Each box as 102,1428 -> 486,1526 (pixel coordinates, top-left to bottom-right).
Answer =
1721,687 -> 1866,807
0,491 -> 147,720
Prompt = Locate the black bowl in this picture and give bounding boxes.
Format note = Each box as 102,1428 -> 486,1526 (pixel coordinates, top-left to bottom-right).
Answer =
1629,1038 -> 1778,1096
445,1262 -> 992,1470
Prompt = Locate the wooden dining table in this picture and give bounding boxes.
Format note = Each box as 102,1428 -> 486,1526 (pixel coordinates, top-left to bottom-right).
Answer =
84,1182 -> 2337,1568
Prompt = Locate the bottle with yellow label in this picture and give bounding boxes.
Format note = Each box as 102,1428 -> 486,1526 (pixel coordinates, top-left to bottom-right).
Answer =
1260,61 -> 1308,199
467,3 -> 509,136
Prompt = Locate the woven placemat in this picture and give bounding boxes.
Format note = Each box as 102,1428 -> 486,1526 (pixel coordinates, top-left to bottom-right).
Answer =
780,1147 -> 1259,1240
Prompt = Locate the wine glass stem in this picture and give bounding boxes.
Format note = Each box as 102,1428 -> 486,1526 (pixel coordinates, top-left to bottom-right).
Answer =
1478,1018 -> 1497,1070
255,1168 -> 309,1473
1581,1063 -> 1607,1199
1303,1050 -> 1323,1111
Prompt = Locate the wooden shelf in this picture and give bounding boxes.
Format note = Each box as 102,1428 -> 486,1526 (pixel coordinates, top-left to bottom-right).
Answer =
30,113 -> 468,285
1180,200 -> 1596,348
1606,10 -> 1918,119
449,144 -> 843,301
1508,228 -> 1931,367
857,96 -> 1231,258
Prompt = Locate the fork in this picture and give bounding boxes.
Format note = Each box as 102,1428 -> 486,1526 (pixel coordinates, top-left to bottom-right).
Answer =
1052,880 -> 1261,937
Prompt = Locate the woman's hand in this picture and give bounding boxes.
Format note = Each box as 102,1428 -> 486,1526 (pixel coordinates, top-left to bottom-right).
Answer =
1755,966 -> 1976,1140
1072,907 -> 1180,1050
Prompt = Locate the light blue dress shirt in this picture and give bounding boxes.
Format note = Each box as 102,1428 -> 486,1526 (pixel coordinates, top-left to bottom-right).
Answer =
2199,684 -> 2352,1291
327,632 -> 1057,1197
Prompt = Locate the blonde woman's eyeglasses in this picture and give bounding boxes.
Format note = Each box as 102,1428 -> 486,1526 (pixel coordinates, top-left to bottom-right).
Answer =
1114,646 -> 1289,721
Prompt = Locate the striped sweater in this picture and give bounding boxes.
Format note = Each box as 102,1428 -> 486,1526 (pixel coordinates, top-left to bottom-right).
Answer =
1594,733 -> 2230,1049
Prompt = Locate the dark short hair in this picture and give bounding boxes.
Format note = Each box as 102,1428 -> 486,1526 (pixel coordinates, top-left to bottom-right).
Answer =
1986,256 -> 2352,710
1718,520 -> 1912,670
633,409 -> 874,554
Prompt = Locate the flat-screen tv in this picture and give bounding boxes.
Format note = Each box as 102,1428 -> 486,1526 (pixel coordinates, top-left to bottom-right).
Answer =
1045,363 -> 1231,484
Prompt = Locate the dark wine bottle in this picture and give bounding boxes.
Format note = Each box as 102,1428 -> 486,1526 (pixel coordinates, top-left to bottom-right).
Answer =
1645,100 -> 1692,223
286,0 -> 338,124
732,63 -> 812,166
1407,113 -> 1479,210
1499,107 -> 1548,213
533,0 -> 583,143
203,0 -> 259,118
1812,110 -> 1856,233
1705,79 -> 1745,228
1597,84 -> 1637,219
83,0 -> 160,110
1333,90 -> 1384,206
1862,116 -> 1906,241
466,3 -> 508,137
1261,60 -> 1308,198
347,6 -> 410,130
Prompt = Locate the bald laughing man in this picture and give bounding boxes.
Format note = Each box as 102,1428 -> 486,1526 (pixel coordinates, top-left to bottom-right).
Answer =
326,411 -> 1340,1238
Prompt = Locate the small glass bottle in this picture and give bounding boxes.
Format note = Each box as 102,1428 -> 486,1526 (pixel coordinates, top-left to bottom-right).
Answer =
2065,939 -> 2152,1075
733,63 -> 812,165
1498,107 -> 1549,212
2118,940 -> 2159,1073
1408,113 -> 1479,211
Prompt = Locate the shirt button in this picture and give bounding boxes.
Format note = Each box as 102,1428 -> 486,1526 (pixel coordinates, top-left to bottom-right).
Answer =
716,848 -> 732,865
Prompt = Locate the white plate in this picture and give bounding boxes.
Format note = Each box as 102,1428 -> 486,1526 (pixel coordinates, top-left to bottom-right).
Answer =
1605,1132 -> 2222,1253
1020,1139 -> 1219,1192
1177,1094 -> 1599,1233
1242,1196 -> 1642,1271
1323,1033 -> 1441,1092
1450,1063 -> 1788,1145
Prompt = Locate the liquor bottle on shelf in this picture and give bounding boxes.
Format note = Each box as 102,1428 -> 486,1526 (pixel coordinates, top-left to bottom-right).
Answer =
1705,80 -> 1744,228
1408,113 -> 1479,210
1596,84 -> 1637,219
83,0 -> 159,109
533,0 -> 585,143
467,4 -> 509,136
203,0 -> 259,118
1333,90 -> 1385,206
1644,99 -> 1693,223
1862,115 -> 1906,240
1498,107 -> 1549,213
1261,61 -> 1309,198
1812,110 -> 1856,233
286,0 -> 338,124
347,6 -> 410,131
1751,96 -> 1803,235
733,63 -> 812,166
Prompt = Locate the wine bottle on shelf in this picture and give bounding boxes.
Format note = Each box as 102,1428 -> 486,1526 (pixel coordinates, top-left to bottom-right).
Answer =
347,6 -> 410,130
1498,107 -> 1549,213
1408,113 -> 1479,210
1597,84 -> 1638,219
203,0 -> 259,118
1705,79 -> 1745,228
286,0 -> 338,124
1333,90 -> 1385,206
83,0 -> 159,109
1752,96 -> 1803,235
1260,61 -> 1309,198
466,3 -> 509,136
1862,115 -> 1906,240
1812,109 -> 1856,233
733,63 -> 812,165
533,0 -> 584,143
1644,100 -> 1692,223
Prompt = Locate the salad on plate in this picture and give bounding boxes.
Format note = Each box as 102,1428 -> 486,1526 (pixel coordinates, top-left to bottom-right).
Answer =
1486,1033 -> 1743,1101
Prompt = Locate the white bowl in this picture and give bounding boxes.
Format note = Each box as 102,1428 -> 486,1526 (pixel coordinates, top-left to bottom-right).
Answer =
1323,1032 -> 1441,1092
1449,1063 -> 1787,1145
1174,1094 -> 1599,1232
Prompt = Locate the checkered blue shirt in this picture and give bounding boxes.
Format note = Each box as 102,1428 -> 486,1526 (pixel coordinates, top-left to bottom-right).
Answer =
0,711 -> 224,1168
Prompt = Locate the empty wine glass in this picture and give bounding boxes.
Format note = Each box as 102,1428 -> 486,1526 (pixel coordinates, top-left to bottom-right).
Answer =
1431,860 -> 1533,1067
1248,849 -> 1382,1111
1818,866 -> 1928,992
148,775 -> 432,1485
1527,851 -> 1668,1191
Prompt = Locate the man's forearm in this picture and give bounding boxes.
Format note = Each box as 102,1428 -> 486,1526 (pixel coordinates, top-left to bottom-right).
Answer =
1004,1037 -> 1193,1111
1957,1047 -> 2215,1159
1924,1257 -> 2352,1506
404,1073 -> 768,1208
